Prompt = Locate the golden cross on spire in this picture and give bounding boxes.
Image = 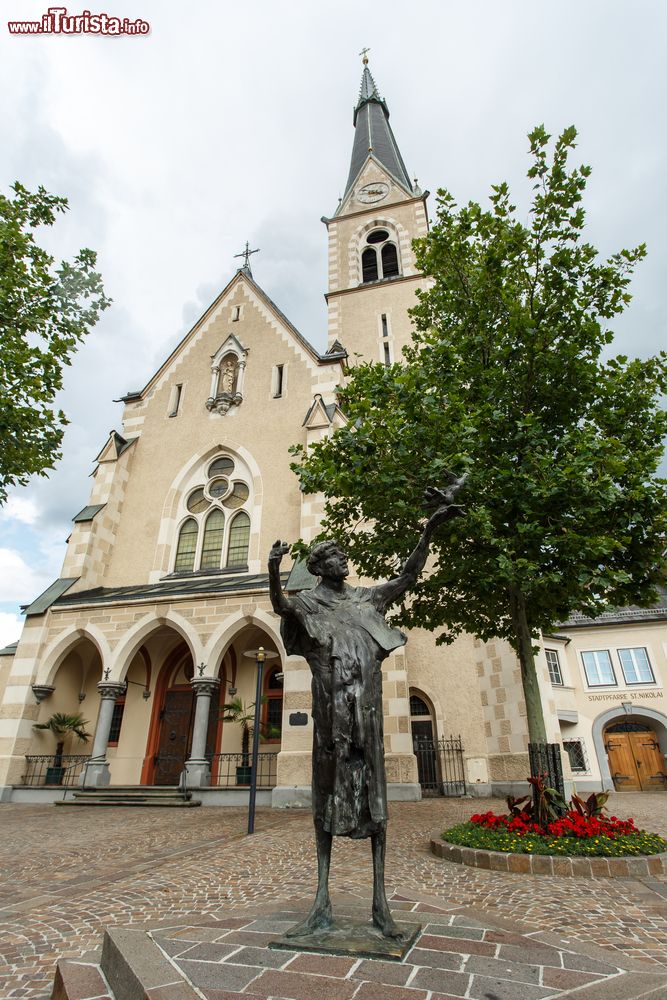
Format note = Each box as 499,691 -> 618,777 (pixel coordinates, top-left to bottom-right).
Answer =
359,46 -> 370,65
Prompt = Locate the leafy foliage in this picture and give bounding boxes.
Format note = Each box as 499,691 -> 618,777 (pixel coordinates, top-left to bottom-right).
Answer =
221,696 -> 277,764
33,712 -> 91,744
291,126 -> 667,743
0,182 -> 111,503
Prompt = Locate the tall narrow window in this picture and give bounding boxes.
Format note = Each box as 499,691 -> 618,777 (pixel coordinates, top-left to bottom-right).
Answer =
168,383 -> 183,417
383,341 -> 391,366
273,364 -> 284,398
263,666 -> 284,740
108,694 -> 126,746
174,518 -> 198,572
362,247 -> 378,282
227,511 -> 251,567
232,305 -> 241,321
381,314 -> 389,338
545,649 -> 563,685
200,509 -> 225,569
381,243 -> 399,277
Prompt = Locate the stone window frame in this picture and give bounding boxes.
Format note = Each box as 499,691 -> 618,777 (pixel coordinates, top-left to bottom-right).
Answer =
351,218 -> 406,286
172,455 -> 253,575
563,738 -> 589,773
261,664 -> 284,743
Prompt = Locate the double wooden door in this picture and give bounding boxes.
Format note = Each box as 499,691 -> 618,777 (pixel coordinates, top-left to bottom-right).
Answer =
605,729 -> 667,791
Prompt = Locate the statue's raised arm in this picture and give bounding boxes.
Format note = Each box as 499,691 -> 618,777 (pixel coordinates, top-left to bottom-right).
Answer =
373,477 -> 467,612
268,539 -> 296,617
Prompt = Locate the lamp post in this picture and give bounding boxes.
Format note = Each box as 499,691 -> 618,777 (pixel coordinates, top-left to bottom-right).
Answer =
242,645 -> 278,834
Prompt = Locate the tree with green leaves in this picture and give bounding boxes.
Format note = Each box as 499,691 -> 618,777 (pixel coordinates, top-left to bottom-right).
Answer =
0,182 -> 111,503
291,126 -> 667,744
33,712 -> 91,758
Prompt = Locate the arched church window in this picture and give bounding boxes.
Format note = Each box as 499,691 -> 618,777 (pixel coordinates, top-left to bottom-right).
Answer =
381,242 -> 399,277
200,509 -> 225,569
227,511 -> 251,567
361,229 -> 401,283
362,246 -> 378,282
172,454 -> 254,574
174,518 -> 198,572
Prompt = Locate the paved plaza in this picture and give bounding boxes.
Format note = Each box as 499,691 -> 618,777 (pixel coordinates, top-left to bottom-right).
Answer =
3,794 -> 667,998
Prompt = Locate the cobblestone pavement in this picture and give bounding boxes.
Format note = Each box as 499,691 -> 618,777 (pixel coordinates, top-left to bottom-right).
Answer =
2,793 -> 667,998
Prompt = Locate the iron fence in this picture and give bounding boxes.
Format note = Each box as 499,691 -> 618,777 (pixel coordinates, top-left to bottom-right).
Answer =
209,752 -> 278,789
22,754 -> 91,787
413,735 -> 466,797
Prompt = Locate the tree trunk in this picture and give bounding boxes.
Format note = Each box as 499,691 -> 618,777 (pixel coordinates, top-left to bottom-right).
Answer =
508,586 -> 548,745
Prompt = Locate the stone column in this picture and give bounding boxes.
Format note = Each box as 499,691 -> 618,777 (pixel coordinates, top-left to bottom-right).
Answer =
81,682 -> 126,788
185,677 -> 220,788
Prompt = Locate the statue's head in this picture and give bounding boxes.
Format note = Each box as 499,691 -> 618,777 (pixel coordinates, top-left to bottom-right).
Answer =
307,539 -> 349,580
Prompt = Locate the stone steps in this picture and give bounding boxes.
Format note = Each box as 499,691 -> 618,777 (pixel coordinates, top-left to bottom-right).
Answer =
56,787 -> 201,808
52,928 -> 200,999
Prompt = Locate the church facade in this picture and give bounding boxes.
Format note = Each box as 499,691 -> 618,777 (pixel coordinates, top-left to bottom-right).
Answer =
2,64 -> 666,804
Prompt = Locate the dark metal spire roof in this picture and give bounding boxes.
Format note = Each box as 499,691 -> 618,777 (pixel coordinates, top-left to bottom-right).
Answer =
342,65 -> 413,203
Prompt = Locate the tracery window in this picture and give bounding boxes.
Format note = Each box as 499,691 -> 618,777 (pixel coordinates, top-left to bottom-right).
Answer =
361,229 -> 401,283
173,455 -> 252,573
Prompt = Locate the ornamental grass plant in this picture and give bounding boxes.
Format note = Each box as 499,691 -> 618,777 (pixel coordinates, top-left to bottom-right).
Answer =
443,783 -> 667,857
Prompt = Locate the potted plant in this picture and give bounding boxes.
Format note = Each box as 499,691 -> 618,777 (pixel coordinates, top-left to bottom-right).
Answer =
33,712 -> 91,785
221,697 -> 277,785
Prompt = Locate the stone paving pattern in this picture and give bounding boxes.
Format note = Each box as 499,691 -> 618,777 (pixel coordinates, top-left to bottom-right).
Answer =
2,793 -> 667,997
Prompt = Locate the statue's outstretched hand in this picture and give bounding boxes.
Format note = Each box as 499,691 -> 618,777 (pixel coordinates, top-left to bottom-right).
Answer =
423,478 -> 468,529
269,539 -> 291,564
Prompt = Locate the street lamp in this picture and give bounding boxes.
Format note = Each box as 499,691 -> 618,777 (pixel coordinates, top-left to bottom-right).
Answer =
242,645 -> 278,834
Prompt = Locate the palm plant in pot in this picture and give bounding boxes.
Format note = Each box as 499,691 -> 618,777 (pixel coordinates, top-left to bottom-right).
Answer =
33,713 -> 91,784
222,697 -> 278,785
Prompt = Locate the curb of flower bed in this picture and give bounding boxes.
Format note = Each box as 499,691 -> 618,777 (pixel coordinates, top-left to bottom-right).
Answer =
430,834 -> 667,877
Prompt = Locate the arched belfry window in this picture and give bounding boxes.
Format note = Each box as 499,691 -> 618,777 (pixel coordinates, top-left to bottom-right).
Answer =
172,454 -> 253,574
206,334 -> 248,415
360,229 -> 401,284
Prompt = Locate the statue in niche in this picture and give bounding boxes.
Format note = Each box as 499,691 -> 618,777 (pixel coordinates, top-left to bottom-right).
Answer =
268,479 -> 467,942
220,356 -> 238,395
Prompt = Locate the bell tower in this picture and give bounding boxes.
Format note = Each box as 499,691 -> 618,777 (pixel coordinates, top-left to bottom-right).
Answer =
323,55 -> 430,365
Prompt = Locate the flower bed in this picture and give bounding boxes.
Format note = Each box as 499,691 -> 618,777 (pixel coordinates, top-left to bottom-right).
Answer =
442,809 -> 667,858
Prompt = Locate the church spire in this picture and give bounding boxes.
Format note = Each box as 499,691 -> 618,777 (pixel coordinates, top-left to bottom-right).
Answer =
341,56 -> 413,205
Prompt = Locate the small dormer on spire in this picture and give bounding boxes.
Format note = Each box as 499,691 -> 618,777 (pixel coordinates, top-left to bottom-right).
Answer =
340,54 -> 413,207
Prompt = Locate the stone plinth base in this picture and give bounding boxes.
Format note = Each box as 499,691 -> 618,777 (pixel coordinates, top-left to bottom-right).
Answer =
269,917 -> 421,961
79,762 -> 110,787
184,760 -> 211,788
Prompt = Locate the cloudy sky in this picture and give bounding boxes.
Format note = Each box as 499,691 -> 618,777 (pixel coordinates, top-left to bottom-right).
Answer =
0,0 -> 665,647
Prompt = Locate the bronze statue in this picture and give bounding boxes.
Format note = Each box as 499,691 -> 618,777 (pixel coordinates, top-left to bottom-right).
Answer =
268,482 -> 466,941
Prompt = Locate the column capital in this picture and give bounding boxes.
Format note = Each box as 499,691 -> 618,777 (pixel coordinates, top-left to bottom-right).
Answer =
191,676 -> 221,698
97,681 -> 126,701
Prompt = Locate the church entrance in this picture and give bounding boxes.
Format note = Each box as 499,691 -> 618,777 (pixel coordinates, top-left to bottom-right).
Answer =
154,689 -> 194,785
604,721 -> 667,791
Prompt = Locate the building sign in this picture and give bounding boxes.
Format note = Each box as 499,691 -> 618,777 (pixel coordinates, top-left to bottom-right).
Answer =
587,690 -> 664,702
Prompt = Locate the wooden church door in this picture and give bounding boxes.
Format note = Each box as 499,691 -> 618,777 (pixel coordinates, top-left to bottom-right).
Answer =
605,724 -> 667,791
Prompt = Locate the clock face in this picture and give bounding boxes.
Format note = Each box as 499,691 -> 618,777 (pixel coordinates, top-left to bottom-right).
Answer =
357,182 -> 389,204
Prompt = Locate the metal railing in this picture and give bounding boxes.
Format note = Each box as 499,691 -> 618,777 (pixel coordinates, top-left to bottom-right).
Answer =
413,736 -> 467,797
22,754 -> 91,787
209,752 -> 277,789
